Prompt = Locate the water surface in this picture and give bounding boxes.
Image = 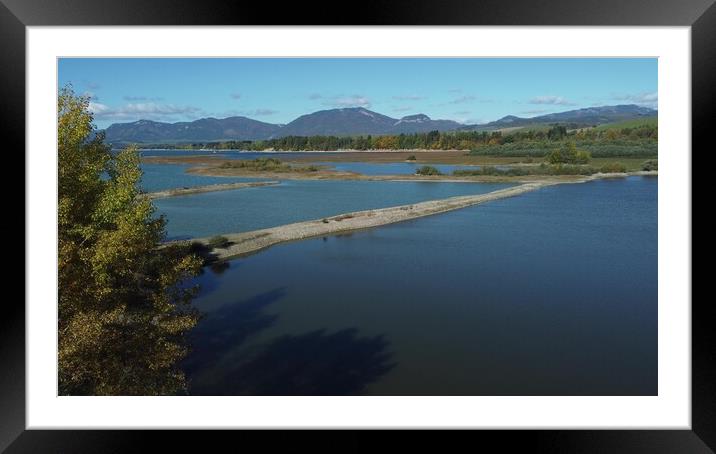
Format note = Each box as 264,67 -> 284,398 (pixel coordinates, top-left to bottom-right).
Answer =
139,149 -> 493,179
140,163 -> 262,193
184,176 -> 658,396
139,150 -> 487,175
155,180 -> 512,239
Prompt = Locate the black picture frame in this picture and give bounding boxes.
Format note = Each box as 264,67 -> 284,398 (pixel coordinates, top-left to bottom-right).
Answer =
5,0 -> 711,451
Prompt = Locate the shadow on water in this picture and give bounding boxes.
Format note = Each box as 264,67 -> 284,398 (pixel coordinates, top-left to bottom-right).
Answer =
208,260 -> 231,275
183,288 -> 285,378
184,288 -> 396,395
188,241 -> 235,266
191,328 -> 396,396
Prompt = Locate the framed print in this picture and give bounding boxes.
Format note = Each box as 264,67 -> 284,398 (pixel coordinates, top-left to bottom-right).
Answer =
6,0 -> 713,451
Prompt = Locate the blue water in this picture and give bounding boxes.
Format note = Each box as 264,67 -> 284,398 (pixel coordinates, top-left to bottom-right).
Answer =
139,163 -> 263,192
183,176 -> 657,396
139,149 -> 500,178
154,180 -> 513,239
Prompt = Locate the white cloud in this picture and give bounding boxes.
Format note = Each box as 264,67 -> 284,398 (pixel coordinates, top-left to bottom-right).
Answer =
310,93 -> 372,108
612,91 -> 658,105
89,102 -> 202,122
528,96 -> 574,106
88,102 -> 110,114
323,95 -> 371,108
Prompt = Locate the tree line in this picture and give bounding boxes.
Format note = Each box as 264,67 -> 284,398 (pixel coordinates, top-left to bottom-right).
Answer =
136,122 -> 657,157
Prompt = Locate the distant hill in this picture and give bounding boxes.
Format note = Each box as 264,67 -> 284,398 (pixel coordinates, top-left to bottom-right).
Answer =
469,105 -> 657,130
390,113 -> 465,134
104,116 -> 282,143
593,116 -> 658,130
278,108 -> 397,136
102,104 -> 657,144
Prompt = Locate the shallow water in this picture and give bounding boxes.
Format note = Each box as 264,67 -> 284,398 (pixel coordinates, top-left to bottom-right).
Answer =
139,163 -> 262,192
183,176 -> 657,396
154,179 -> 513,239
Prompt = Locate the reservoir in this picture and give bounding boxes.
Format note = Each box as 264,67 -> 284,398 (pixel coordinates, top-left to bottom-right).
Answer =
182,176 -> 657,395
154,179 -> 513,239
139,163 -> 263,192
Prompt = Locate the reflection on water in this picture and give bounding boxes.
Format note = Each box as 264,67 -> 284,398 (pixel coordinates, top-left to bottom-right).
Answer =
183,176 -> 657,396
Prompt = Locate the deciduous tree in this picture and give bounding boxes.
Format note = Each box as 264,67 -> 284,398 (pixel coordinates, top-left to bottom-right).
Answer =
58,86 -> 202,395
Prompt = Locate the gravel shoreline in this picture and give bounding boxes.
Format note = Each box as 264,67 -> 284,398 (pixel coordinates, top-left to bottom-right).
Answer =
174,171 -> 656,261
193,182 -> 552,260
143,180 -> 279,199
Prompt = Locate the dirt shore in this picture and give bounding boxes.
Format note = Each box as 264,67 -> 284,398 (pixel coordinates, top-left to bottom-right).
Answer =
186,166 -> 656,184
142,152 -> 653,183
143,180 -> 279,199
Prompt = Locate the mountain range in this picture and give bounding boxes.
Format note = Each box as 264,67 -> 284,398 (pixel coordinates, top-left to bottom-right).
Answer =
476,104 -> 657,129
103,104 -> 657,144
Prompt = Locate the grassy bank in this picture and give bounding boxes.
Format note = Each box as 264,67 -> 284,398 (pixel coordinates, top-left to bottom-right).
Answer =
218,157 -> 322,173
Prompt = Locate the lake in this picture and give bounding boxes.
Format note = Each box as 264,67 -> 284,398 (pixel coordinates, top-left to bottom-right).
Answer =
154,179 -> 513,239
140,163 -> 263,192
138,150 -> 487,176
182,176 -> 658,396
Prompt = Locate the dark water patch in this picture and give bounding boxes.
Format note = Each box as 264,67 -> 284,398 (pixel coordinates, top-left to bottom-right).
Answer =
184,176 -> 656,395
184,287 -> 395,396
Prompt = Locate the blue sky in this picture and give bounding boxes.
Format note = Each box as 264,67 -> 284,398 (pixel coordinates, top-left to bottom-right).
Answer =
58,58 -> 657,129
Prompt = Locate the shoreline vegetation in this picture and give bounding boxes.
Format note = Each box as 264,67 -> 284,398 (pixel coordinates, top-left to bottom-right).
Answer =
128,120 -> 657,157
217,157 -> 324,173
182,171 -> 656,262
142,154 -> 657,184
